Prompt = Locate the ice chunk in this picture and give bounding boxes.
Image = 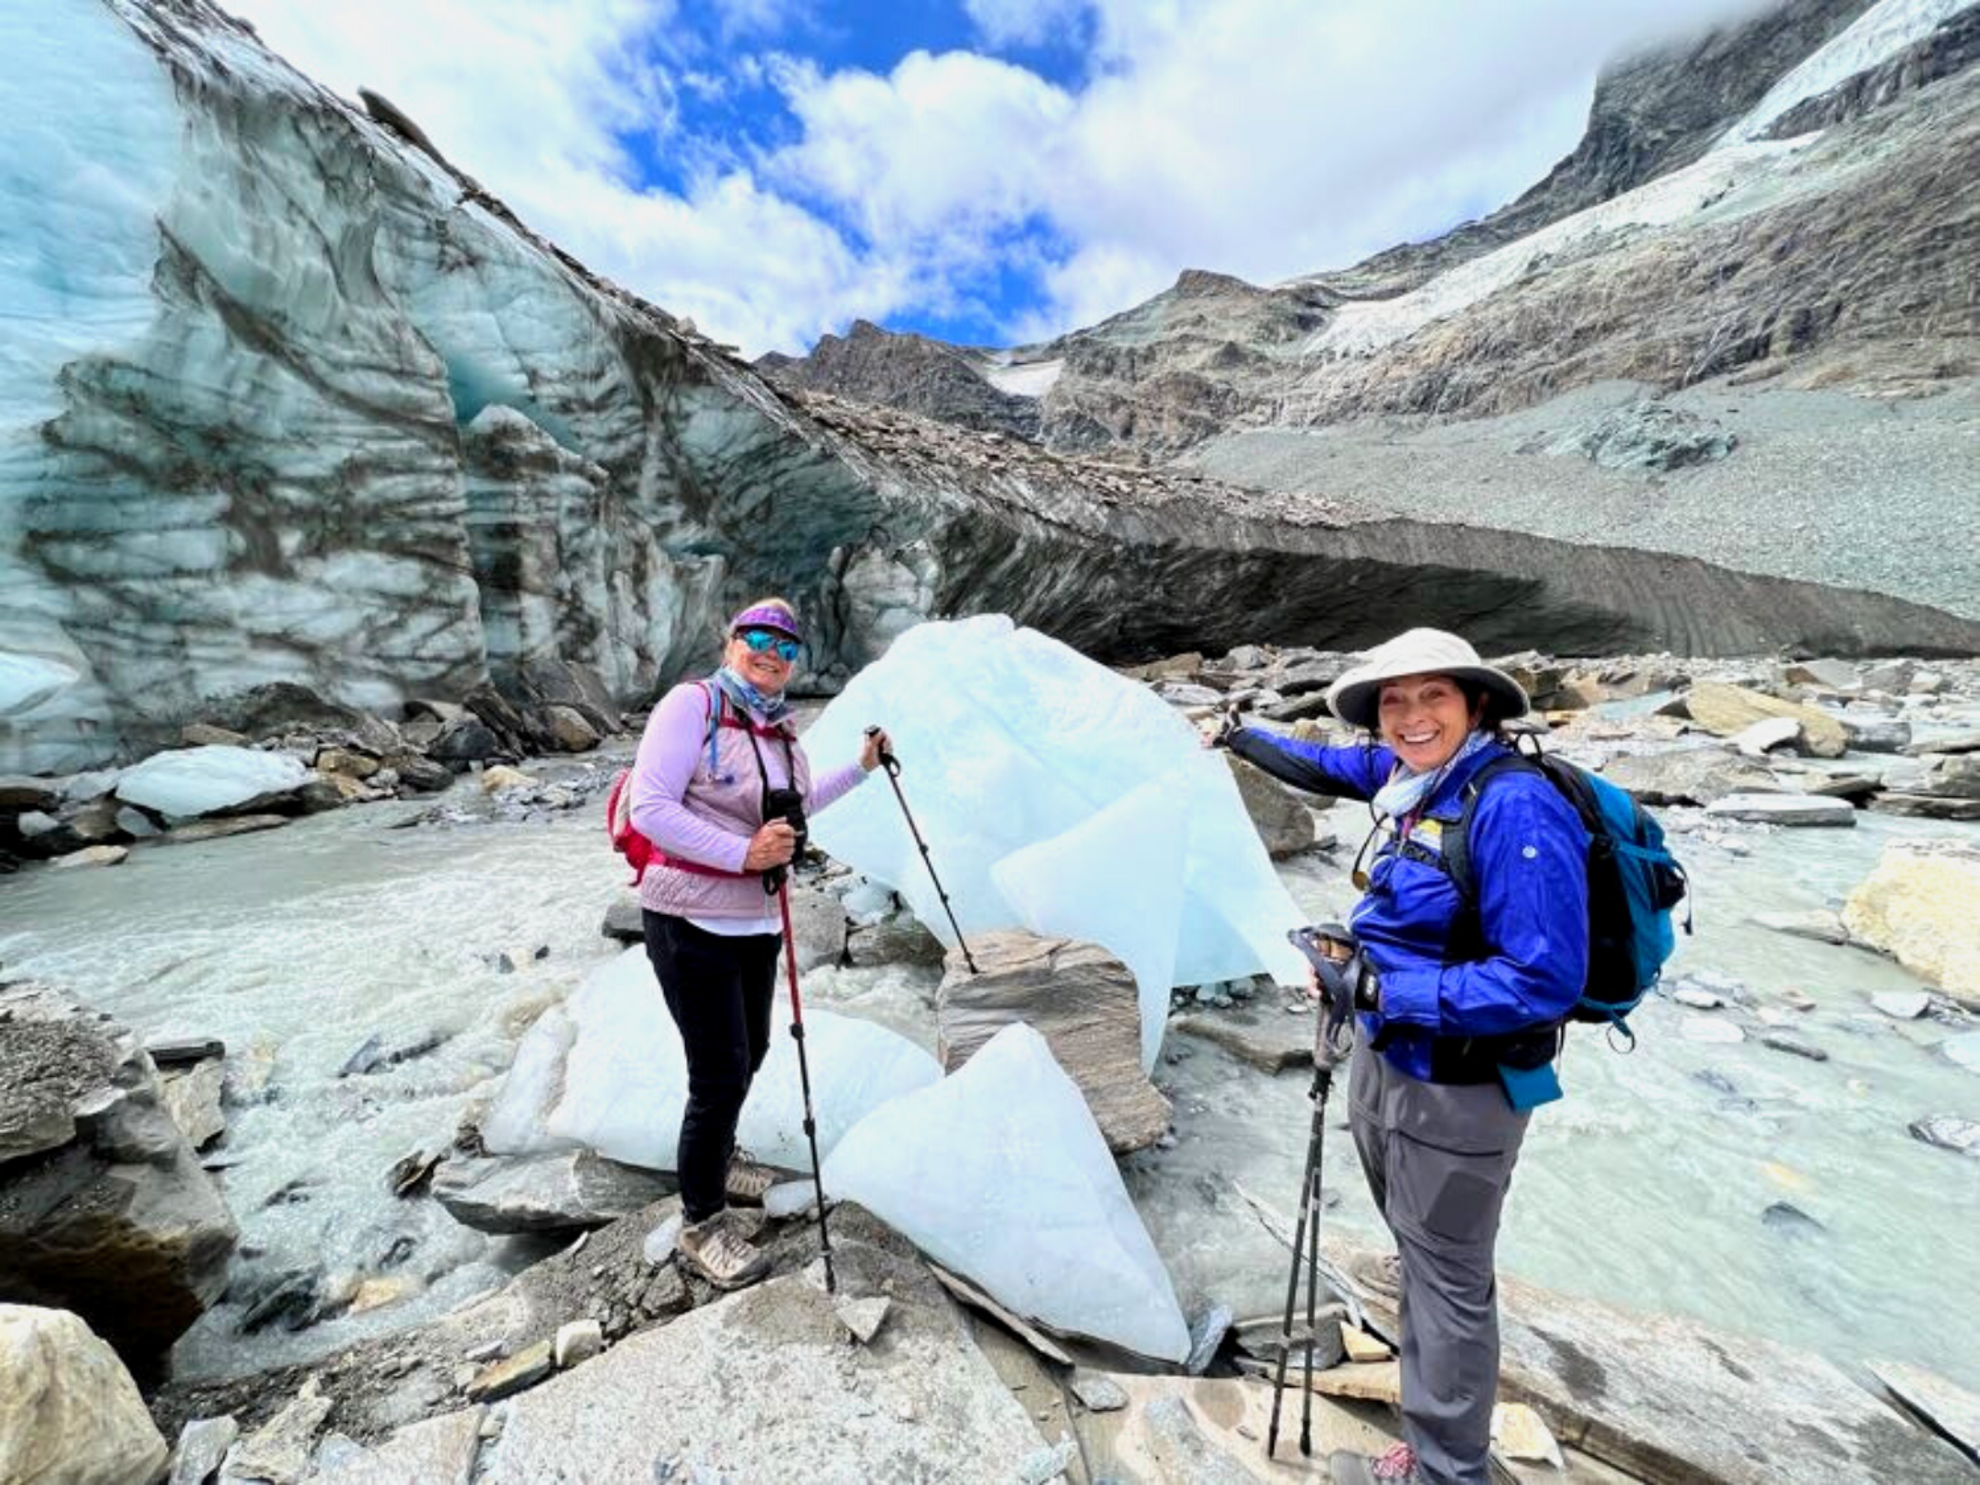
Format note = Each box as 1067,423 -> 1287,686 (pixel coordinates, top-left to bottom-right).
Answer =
821,1022 -> 1189,1362
113,745 -> 309,819
481,1005 -> 578,1156
806,616 -> 1305,1067
485,946 -> 940,1173
738,1010 -> 943,1171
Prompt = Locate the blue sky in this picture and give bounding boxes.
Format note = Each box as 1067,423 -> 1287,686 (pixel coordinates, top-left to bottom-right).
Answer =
223,0 -> 1768,356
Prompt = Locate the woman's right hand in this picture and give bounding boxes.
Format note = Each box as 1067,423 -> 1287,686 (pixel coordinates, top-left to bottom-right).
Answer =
743,820 -> 798,872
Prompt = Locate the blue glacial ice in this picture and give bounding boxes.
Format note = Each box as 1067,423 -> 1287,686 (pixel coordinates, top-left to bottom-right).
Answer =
806,615 -> 1307,1067
821,1022 -> 1190,1362
113,744 -> 308,820
481,946 -> 941,1173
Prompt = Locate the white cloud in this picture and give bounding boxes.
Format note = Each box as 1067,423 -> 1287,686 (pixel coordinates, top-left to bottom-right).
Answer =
219,0 -> 897,354
963,0 -> 1089,48
219,0 -> 1778,353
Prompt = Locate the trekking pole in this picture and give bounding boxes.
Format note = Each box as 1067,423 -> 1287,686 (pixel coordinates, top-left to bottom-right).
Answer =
864,725 -> 977,974
1268,932 -> 1356,1459
775,878 -> 835,1293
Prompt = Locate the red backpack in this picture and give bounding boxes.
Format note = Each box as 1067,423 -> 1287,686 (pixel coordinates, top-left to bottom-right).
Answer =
605,767 -> 657,886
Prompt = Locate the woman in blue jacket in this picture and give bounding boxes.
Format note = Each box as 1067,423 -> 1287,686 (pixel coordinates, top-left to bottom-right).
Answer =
1226,628 -> 1589,1485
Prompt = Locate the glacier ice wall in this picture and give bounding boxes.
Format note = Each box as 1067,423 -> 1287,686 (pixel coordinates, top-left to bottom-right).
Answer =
806,616 -> 1307,1067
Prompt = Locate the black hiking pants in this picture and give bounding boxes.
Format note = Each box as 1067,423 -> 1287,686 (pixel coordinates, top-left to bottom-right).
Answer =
642,911 -> 780,1224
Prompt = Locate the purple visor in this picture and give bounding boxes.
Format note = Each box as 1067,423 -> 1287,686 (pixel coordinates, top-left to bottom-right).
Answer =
728,603 -> 804,643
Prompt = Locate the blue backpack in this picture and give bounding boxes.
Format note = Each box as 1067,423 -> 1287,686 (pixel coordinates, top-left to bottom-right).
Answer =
1444,743 -> 1690,1043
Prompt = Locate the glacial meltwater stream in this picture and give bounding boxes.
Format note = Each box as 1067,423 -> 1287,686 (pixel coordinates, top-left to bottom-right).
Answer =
2,768 -> 1975,1393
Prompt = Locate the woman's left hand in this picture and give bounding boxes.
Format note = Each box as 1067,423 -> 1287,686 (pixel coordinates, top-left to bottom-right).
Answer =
860,728 -> 893,773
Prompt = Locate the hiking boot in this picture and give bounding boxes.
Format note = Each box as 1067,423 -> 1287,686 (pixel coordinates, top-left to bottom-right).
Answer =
1329,1442 -> 1420,1483
678,1213 -> 770,1290
724,1148 -> 777,1207
1348,1250 -> 1402,1302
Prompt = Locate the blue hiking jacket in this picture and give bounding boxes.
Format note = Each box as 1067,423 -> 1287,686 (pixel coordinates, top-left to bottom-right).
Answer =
1232,727 -> 1590,1082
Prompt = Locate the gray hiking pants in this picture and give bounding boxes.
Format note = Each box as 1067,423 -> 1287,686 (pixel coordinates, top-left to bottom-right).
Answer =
1349,1044 -> 1530,1485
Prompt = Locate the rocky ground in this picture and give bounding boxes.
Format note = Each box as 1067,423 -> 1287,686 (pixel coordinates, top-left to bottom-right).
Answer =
6,639 -> 1980,1481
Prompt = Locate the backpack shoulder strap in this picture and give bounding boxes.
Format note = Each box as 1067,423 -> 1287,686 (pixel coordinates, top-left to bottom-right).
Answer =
1444,752 -> 1544,906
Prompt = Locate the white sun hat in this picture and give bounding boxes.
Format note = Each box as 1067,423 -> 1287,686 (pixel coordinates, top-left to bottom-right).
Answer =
1324,628 -> 1531,732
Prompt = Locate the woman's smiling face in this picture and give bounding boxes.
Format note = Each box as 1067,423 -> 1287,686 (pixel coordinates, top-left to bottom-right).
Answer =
725,628 -> 797,694
1377,672 -> 1482,772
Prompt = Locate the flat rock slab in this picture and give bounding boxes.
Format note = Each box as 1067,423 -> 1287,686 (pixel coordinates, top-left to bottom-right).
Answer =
1704,793 -> 1856,826
304,1407 -> 484,1484
432,1150 -> 673,1234
1683,682 -> 1847,758
1172,1003 -> 1317,1073
937,931 -> 1171,1153
475,1273 -> 1049,1483
1751,909 -> 1850,945
1071,1374 -> 1390,1484
1869,1360 -> 1980,1464
1598,749 -> 1780,807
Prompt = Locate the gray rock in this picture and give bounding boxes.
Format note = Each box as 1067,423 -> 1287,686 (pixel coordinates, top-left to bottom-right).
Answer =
785,886 -> 850,971
539,705 -> 601,753
1703,793 -> 1856,826
1761,1202 -> 1825,1239
432,1151 -> 674,1234
0,775 -> 60,810
846,909 -> 942,969
600,893 -> 643,944
1598,749 -> 1780,807
1907,728 -> 1980,757
1751,910 -> 1850,945
552,1318 -> 603,1369
936,931 -> 1171,1154
1069,1372 -> 1130,1412
160,1060 -> 227,1151
1908,1116 -> 1980,1158
0,1306 -> 170,1485
1551,399 -> 1736,472
467,1341 -> 555,1403
1867,1360 -> 1980,1465
1759,1034 -> 1828,1063
834,1295 -> 891,1344
1867,794 -> 1980,821
1871,991 -> 1930,1020
1173,1003 -> 1321,1073
1226,755 -> 1316,857
1841,716 -> 1912,753
1184,1302 -> 1234,1376
219,1378 -> 332,1484
160,814 -> 292,846
473,1274 -> 1048,1481
0,984 -> 238,1376
1137,1393 -> 1258,1485
170,1415 -> 240,1485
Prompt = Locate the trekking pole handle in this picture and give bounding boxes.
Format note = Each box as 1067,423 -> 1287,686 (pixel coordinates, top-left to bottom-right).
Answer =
863,724 -> 900,778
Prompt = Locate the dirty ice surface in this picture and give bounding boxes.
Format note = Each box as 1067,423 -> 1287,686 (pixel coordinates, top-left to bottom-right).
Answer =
806,616 -> 1305,1068
822,1022 -> 1191,1362
485,945 -> 942,1173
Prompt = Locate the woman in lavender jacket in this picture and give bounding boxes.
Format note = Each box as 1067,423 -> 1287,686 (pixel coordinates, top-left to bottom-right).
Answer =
628,598 -> 888,1288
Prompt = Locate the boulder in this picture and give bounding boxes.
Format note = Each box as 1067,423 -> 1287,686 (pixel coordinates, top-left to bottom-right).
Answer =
52,843 -> 129,869
1597,749 -> 1779,806
474,1272 -> 1050,1482
1868,1361 -> 1980,1463
428,718 -> 504,765
219,1377 -> 332,1483
0,1305 -> 168,1485
1173,1002 -> 1319,1073
936,932 -> 1172,1153
181,723 -> 250,748
160,1060 -> 227,1151
1703,793 -> 1856,826
301,1408 -> 483,1484
1844,842 -> 1980,1008
0,985 -> 238,1377
600,893 -> 643,944
1681,682 -> 1847,758
1784,659 -> 1859,692
1868,794 -> 1980,821
431,1151 -> 673,1235
1841,716 -> 1912,754
783,886 -> 850,971
539,705 -> 601,753
1908,1117 -> 1980,1158
385,753 -> 455,793
846,910 -> 945,968
495,657 -> 619,738
0,775 -> 60,810
1226,755 -> 1316,857
314,747 -> 379,778
169,1416 -> 240,1485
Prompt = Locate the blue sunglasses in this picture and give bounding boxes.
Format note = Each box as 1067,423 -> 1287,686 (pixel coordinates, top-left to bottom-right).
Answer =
738,628 -> 802,662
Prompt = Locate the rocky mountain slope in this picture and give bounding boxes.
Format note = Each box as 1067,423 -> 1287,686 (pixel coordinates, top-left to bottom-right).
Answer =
3,0 -> 1976,780
764,0 -> 1980,618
